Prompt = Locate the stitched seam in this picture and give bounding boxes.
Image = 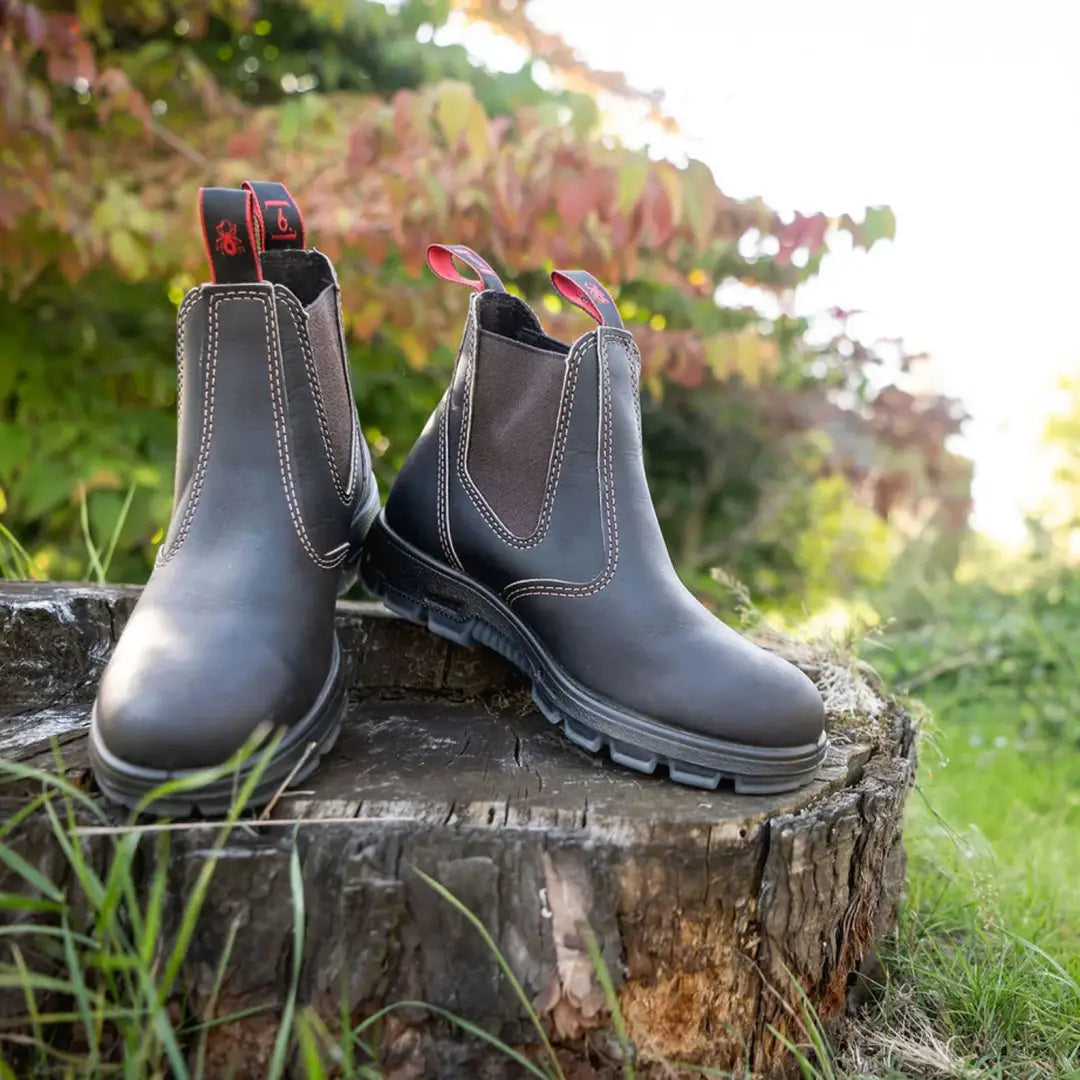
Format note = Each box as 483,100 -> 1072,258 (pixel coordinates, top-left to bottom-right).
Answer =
258,291 -> 349,570
173,290 -> 199,420
349,423 -> 362,503
438,306 -> 475,572
277,291 -> 350,504
332,281 -> 360,500
436,398 -> 456,566
458,331 -> 581,547
457,328 -> 586,549
506,342 -> 617,599
504,335 -> 619,601
158,294 -> 217,565
627,337 -> 643,435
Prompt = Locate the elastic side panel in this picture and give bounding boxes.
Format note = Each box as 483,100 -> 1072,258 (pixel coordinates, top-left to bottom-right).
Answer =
305,285 -> 354,490
466,329 -> 566,539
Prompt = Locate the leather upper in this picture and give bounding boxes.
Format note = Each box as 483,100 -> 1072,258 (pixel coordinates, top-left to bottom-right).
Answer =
96,271 -> 373,769
385,292 -> 825,749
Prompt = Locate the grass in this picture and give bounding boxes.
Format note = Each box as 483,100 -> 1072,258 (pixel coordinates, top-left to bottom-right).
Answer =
1,482 -> 135,583
2,529 -> 1078,1077
7,711 -> 1075,1080
844,692 -> 1080,1080
0,753 -> 621,1079
849,561 -> 1080,1079
0,521 -> 39,580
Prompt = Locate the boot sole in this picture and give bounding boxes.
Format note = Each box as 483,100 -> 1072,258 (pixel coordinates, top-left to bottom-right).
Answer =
360,514 -> 827,794
89,481 -> 382,816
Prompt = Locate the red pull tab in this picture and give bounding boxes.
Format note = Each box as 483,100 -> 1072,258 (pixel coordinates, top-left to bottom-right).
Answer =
243,180 -> 306,250
551,269 -> 624,329
426,244 -> 505,292
199,187 -> 263,284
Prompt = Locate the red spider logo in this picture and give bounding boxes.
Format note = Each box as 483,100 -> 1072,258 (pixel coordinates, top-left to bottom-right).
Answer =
583,279 -> 610,309
214,219 -> 245,257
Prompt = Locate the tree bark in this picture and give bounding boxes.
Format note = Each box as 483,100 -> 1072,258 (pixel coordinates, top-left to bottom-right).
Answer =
0,582 -> 916,1079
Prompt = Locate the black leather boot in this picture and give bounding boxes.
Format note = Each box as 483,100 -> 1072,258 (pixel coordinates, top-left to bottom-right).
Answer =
90,183 -> 379,813
361,246 -> 825,793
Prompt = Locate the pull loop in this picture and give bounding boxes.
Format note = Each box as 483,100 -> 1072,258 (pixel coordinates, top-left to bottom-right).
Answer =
426,244 -> 505,292
551,269 -> 624,329
199,187 -> 263,284
242,180 -> 306,250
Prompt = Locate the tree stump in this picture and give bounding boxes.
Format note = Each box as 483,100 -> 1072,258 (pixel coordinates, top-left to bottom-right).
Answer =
0,582 -> 917,1079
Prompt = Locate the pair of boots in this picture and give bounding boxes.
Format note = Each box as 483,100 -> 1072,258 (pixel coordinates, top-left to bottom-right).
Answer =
90,182 -> 825,814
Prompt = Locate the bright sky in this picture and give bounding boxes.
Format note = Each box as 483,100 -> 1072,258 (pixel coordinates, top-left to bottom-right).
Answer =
440,0 -> 1080,541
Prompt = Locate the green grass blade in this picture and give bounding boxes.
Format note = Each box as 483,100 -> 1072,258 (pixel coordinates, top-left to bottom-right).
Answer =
127,722 -> 276,822
60,913 -> 100,1073
0,925 -> 99,949
581,924 -> 634,1080
100,483 -> 137,580
0,760 -> 108,824
295,1008 -> 328,1080
338,972 -> 360,1075
95,829 -> 142,947
1003,928 -> 1080,1001
783,968 -> 836,1080
353,1001 -> 552,1080
766,1024 -> 821,1079
78,485 -> 107,584
0,971 -> 77,994
0,522 -> 37,580
192,915 -> 242,1080
0,892 -> 63,914
0,1009 -> 140,1029
41,797 -> 106,914
155,734 -> 279,1001
42,742 -> 133,1014
267,839 -> 305,1080
0,792 -> 49,841
185,1003 -> 276,1033
149,1001 -> 191,1080
7,945 -> 44,1051
126,740 -> 276,1078
137,831 -> 170,968
414,868 -> 564,1080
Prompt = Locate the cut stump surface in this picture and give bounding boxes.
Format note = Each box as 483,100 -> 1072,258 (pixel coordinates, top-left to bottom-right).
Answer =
0,582 -> 917,1079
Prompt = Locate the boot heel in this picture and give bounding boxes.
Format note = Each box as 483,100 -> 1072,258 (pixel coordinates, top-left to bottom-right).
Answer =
361,515 -> 533,662
361,514 -> 466,618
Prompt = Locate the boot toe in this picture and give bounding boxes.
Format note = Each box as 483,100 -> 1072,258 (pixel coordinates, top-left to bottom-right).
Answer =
94,612 -> 322,772
739,653 -> 825,748
670,644 -> 825,750
636,625 -> 826,750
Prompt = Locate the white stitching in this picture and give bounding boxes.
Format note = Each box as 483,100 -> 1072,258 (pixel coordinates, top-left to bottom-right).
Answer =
456,323 -> 586,549
256,291 -> 349,569
504,334 -> 619,602
158,293 -> 217,564
438,305 -> 474,571
349,420 -> 361,501
276,291 -> 351,504
158,291 -> 348,569
173,289 -> 199,421
625,335 -> 643,436
437,397 -> 457,567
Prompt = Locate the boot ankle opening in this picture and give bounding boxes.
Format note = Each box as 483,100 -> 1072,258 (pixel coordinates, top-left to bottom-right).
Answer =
260,249 -> 336,306
475,292 -> 570,355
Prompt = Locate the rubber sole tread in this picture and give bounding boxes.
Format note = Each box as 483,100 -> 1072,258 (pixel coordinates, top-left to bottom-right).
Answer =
376,587 -> 821,795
